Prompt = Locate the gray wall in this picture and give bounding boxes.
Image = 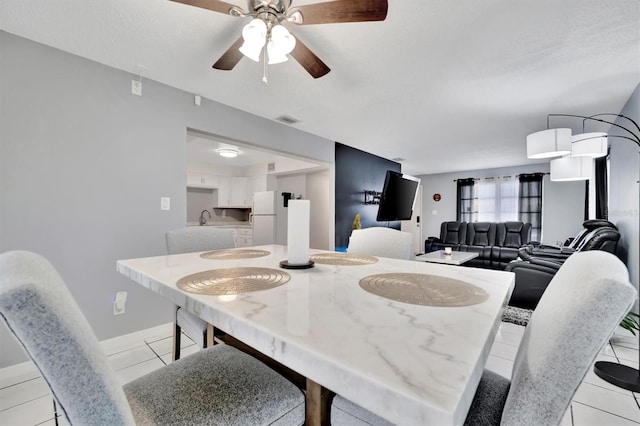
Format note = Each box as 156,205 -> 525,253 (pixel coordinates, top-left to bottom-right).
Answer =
417,164 -> 585,246
609,83 -> 640,293
0,32 -> 334,367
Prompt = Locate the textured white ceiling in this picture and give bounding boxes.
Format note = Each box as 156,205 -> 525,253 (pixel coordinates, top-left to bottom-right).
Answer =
1,0 -> 639,175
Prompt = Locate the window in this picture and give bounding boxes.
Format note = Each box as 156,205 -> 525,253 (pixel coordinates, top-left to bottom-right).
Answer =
476,177 -> 519,222
456,173 -> 544,242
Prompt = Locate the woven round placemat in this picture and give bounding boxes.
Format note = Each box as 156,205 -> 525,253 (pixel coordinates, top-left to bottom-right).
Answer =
200,249 -> 270,260
359,273 -> 489,307
177,267 -> 290,295
309,252 -> 378,266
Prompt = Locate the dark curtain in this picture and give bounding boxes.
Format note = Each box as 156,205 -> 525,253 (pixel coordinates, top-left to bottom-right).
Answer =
456,178 -> 476,222
595,156 -> 608,219
584,181 -> 589,221
518,173 -> 543,242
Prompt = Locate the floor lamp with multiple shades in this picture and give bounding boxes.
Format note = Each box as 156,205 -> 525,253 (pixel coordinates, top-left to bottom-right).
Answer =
526,113 -> 640,392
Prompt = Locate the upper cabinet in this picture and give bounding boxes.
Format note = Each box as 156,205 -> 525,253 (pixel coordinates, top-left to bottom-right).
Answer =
230,177 -> 249,207
187,166 -> 268,208
217,175 -> 231,207
187,172 -> 219,189
249,175 -> 268,194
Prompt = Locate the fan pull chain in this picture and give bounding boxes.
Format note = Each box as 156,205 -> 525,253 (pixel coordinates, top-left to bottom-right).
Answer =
262,46 -> 268,85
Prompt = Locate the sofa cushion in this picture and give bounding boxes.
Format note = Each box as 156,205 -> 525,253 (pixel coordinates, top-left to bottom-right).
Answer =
442,221 -> 467,245
497,222 -> 532,249
466,222 -> 496,246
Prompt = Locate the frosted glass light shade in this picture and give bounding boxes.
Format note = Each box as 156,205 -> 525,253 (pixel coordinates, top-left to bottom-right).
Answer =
550,156 -> 593,181
526,128 -> 572,159
571,132 -> 608,158
267,25 -> 296,65
239,19 -> 267,62
218,148 -> 239,158
267,40 -> 289,64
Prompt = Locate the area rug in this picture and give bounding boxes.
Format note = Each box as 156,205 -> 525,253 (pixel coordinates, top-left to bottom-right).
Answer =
501,306 -> 533,326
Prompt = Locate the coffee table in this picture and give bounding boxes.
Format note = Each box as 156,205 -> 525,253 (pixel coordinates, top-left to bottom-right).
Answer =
415,250 -> 479,265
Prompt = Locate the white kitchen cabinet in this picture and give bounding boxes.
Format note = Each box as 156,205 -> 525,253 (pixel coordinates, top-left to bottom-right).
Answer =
249,175 -> 268,194
247,175 -> 267,206
230,177 -> 249,207
217,176 -> 231,207
235,228 -> 253,247
187,172 -> 219,189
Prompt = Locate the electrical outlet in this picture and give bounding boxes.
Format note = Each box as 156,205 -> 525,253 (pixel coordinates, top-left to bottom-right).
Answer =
131,80 -> 142,96
113,291 -> 127,315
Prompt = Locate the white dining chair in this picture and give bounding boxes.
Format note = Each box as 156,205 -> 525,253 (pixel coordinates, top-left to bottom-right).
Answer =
330,251 -> 637,425
0,250 -> 304,425
165,227 -> 235,360
347,227 -> 414,260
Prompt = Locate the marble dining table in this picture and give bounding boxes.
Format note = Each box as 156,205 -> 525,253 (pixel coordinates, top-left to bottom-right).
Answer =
117,244 -> 514,426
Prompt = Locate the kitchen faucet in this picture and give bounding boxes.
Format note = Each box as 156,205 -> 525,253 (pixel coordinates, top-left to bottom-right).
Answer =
199,209 -> 211,226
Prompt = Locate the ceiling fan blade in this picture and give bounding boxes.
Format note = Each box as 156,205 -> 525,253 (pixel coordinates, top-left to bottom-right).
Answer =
290,36 -> 331,79
212,36 -> 244,70
170,0 -> 239,15
288,0 -> 388,25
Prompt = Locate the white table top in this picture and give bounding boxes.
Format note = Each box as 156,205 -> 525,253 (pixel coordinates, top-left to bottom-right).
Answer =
117,245 -> 514,425
416,250 -> 480,265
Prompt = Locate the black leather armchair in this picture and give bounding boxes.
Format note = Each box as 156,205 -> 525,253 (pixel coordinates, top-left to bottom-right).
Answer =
506,225 -> 621,309
424,221 -> 467,252
518,219 -> 617,261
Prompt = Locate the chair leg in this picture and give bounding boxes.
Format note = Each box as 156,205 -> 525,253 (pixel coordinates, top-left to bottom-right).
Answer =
172,322 -> 181,362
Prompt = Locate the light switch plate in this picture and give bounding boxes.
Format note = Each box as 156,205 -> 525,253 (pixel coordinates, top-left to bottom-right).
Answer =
161,197 -> 171,211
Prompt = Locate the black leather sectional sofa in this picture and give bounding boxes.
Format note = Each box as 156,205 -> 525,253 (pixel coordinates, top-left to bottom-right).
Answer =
425,221 -> 533,270
505,220 -> 620,309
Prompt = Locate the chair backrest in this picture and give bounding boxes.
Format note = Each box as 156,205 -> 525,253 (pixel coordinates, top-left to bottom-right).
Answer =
165,227 -> 235,254
569,219 -> 618,249
501,251 -> 636,425
347,227 -> 414,260
574,226 -> 621,254
440,221 -> 467,245
0,251 -> 135,425
496,222 -> 532,248
466,222 -> 496,246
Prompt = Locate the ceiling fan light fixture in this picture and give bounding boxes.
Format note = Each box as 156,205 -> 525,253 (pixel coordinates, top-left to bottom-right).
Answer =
267,25 -> 296,64
239,18 -> 267,61
267,42 -> 289,64
218,148 -> 239,158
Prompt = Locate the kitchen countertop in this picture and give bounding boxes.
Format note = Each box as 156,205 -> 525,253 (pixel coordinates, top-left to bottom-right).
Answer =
187,222 -> 252,228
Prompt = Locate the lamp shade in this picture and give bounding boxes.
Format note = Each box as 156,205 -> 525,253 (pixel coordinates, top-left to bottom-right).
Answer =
571,132 -> 608,158
267,25 -> 296,65
526,128 -> 572,159
550,156 -> 593,181
239,19 -> 267,62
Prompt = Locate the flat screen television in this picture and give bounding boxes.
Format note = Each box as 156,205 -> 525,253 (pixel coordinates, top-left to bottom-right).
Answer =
376,170 -> 421,221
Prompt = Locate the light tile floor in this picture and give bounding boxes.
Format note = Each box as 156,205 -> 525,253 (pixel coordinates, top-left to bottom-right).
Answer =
1,322 -> 638,425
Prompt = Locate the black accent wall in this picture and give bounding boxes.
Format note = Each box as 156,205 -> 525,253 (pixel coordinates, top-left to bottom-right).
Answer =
335,143 -> 401,249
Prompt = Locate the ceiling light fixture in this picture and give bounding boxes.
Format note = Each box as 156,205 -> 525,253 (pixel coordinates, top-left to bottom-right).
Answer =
218,148 -> 239,158
238,16 -> 296,82
526,114 -> 640,181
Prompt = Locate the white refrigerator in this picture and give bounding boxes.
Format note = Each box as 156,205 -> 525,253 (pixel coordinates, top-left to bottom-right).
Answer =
252,191 -> 277,245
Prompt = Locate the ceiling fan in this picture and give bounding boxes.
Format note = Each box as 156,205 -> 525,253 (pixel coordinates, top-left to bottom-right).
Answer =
170,0 -> 389,79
